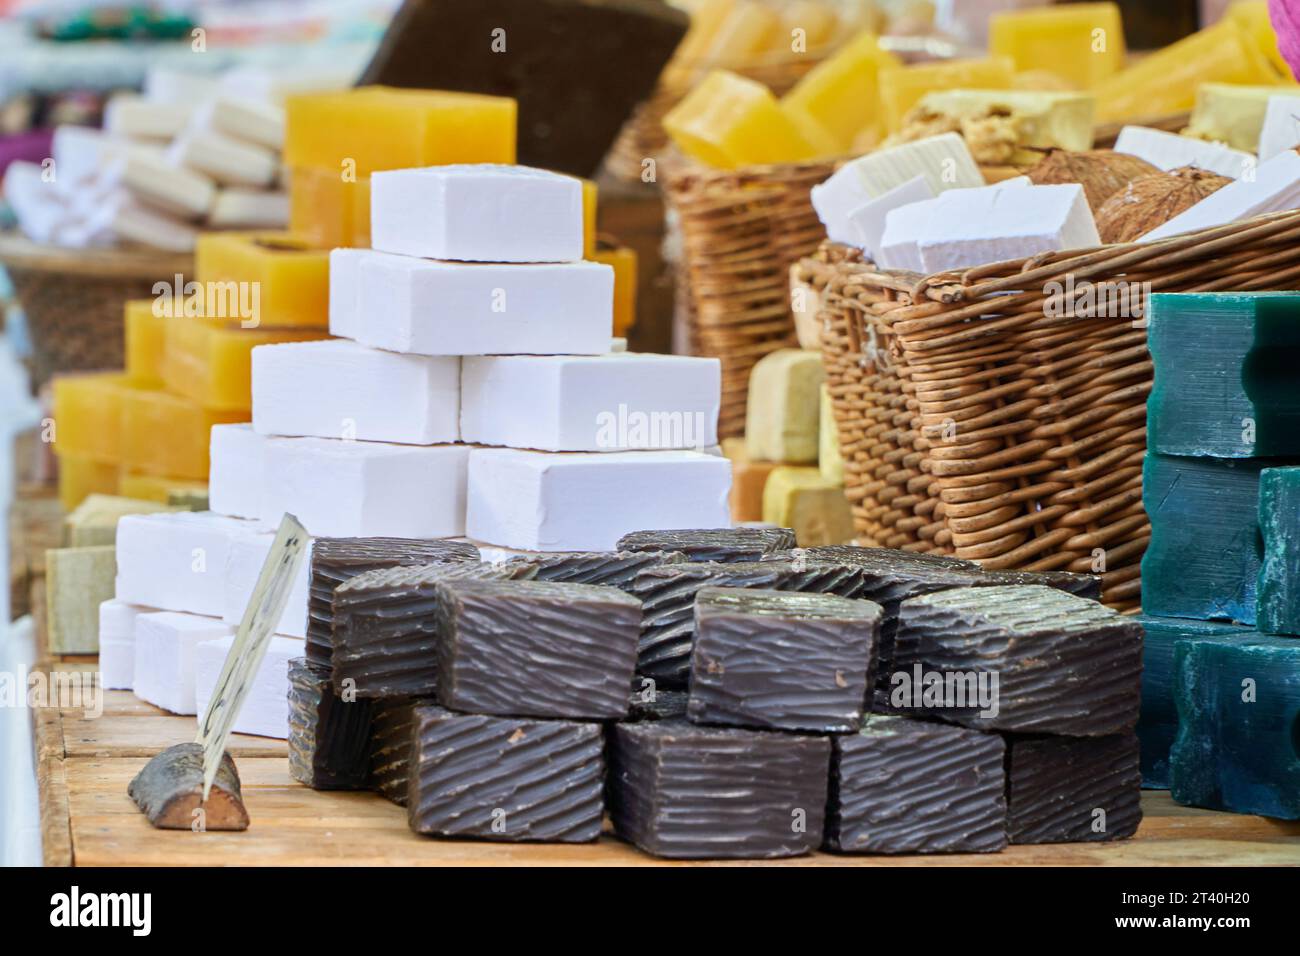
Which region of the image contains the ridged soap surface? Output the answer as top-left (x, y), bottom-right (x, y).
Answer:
top-left (503, 549), bottom-right (683, 589)
top-left (827, 716), bottom-right (1007, 854)
top-left (608, 720), bottom-right (830, 859)
top-left (287, 657), bottom-right (373, 790)
top-left (407, 705), bottom-right (604, 842)
top-left (1008, 734), bottom-right (1142, 844)
top-left (617, 527), bottom-right (795, 562)
top-left (368, 698), bottom-right (423, 806)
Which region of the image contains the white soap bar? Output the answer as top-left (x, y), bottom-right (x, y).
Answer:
top-left (101, 196), bottom-right (199, 252)
top-left (917, 182), bottom-right (1098, 273)
top-left (811, 164), bottom-right (873, 245)
top-left (370, 164), bottom-right (584, 262)
top-left (133, 611), bottom-right (234, 715)
top-left (1258, 95), bottom-right (1300, 162)
top-left (51, 126), bottom-right (124, 189)
top-left (205, 96), bottom-right (286, 151)
top-left (2, 160), bottom-right (67, 244)
top-left (144, 67), bottom-right (220, 105)
top-left (116, 512), bottom-right (262, 617)
top-left (878, 197), bottom-right (940, 272)
top-left (103, 94), bottom-right (191, 141)
top-left (194, 634), bottom-right (300, 739)
top-left (208, 188), bottom-right (289, 228)
top-left (846, 175), bottom-right (935, 260)
top-left (105, 146), bottom-right (215, 219)
top-left (466, 448), bottom-right (732, 551)
top-left (352, 250), bottom-right (612, 356)
top-left (99, 599), bottom-right (154, 690)
top-left (220, 531), bottom-right (311, 637)
top-left (327, 248), bottom-right (366, 340)
top-left (252, 339), bottom-right (461, 444)
top-left (219, 62), bottom-right (361, 104)
top-left (209, 424), bottom-right (268, 520)
top-left (461, 352), bottom-right (720, 452)
top-left (1142, 150), bottom-right (1300, 241)
top-left (166, 128), bottom-right (278, 188)
top-left (1114, 126), bottom-right (1255, 180)
top-left (260, 437), bottom-right (471, 538)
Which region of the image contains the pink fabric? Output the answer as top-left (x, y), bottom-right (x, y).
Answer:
top-left (1272, 0), bottom-right (1300, 80)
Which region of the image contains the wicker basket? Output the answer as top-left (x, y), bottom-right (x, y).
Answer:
top-left (0, 233), bottom-right (193, 388)
top-left (666, 158), bottom-right (835, 438)
top-left (799, 209), bottom-right (1300, 610)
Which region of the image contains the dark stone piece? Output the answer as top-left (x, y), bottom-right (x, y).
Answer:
top-left (368, 697), bottom-right (424, 806)
top-left (307, 537), bottom-right (478, 666)
top-left (127, 742), bottom-right (249, 831)
top-left (407, 705), bottom-right (605, 842)
top-left (286, 657), bottom-right (374, 790)
top-left (617, 527), bottom-right (796, 563)
top-left (891, 585), bottom-right (1143, 735)
top-left (1007, 733), bottom-right (1142, 844)
top-left (435, 578), bottom-right (641, 719)
top-left (607, 720), bottom-right (830, 859)
top-left (687, 587), bottom-right (882, 732)
top-left (826, 716), bottom-right (1007, 854)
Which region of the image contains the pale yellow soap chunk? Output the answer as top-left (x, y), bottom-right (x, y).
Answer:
top-left (63, 494), bottom-right (179, 548)
top-left (45, 545), bottom-right (116, 655)
top-left (910, 89), bottom-right (1096, 161)
top-left (1185, 83), bottom-right (1300, 152)
top-left (819, 384), bottom-right (843, 485)
top-left (744, 348), bottom-right (825, 464)
top-left (762, 466), bottom-right (854, 547)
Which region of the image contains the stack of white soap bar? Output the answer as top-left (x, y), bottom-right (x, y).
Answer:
top-left (208, 424), bottom-right (267, 521)
top-left (98, 599), bottom-right (154, 691)
top-left (133, 611), bottom-right (234, 715)
top-left (221, 531), bottom-right (311, 638)
top-left (194, 634), bottom-right (300, 738)
top-left (1142, 150), bottom-right (1300, 242)
top-left (1114, 126), bottom-right (1256, 180)
top-left (1257, 95), bottom-right (1300, 162)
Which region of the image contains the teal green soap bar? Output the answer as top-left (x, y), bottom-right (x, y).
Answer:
top-left (1257, 467), bottom-right (1300, 636)
top-left (1170, 633), bottom-right (1300, 819)
top-left (1148, 292), bottom-right (1300, 458)
top-left (1141, 453), bottom-right (1264, 625)
top-left (1133, 614), bottom-right (1253, 790)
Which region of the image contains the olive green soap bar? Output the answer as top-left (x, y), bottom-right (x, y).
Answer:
top-left (1257, 467), bottom-right (1300, 635)
top-left (1147, 292), bottom-right (1300, 458)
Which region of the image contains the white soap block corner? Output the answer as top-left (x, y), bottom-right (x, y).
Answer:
top-left (878, 197), bottom-right (939, 272)
top-left (99, 599), bottom-right (153, 691)
top-left (194, 634), bottom-right (300, 739)
top-left (116, 512), bottom-right (262, 617)
top-left (811, 164), bottom-right (873, 245)
top-left (1258, 95), bottom-right (1300, 162)
top-left (327, 247), bottom-right (367, 340)
top-left (370, 164), bottom-right (584, 262)
top-left (1114, 125), bottom-right (1256, 180)
top-left (209, 423), bottom-right (268, 520)
top-left (466, 448), bottom-right (732, 552)
top-left (221, 530), bottom-right (311, 637)
top-left (846, 175), bottom-right (935, 260)
top-left (132, 611), bottom-right (234, 715)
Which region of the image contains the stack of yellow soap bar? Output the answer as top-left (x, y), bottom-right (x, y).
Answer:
top-left (51, 372), bottom-right (129, 509)
top-left (878, 57), bottom-right (1016, 133)
top-left (780, 32), bottom-right (900, 154)
top-left (989, 2), bottom-right (1125, 90)
top-left (120, 388), bottom-right (244, 480)
top-left (591, 245), bottom-right (638, 337)
top-left (195, 232), bottom-right (331, 329)
top-left (119, 472), bottom-right (210, 505)
top-left (124, 300), bottom-right (165, 388)
top-left (289, 166), bottom-right (371, 250)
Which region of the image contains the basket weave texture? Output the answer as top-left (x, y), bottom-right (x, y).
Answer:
top-left (799, 209), bottom-right (1300, 611)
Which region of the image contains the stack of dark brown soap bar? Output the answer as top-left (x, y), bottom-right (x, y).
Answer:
top-left (618, 527), bottom-right (795, 563)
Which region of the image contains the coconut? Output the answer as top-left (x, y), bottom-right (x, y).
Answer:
top-left (1096, 166), bottom-right (1232, 244)
top-left (1025, 148), bottom-right (1162, 213)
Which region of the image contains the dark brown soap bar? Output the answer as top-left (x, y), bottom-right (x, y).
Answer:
top-left (306, 537), bottom-right (479, 666)
top-left (287, 657), bottom-right (374, 790)
top-left (1007, 733), bottom-right (1142, 844)
top-left (435, 578), bottom-right (641, 719)
top-left (629, 558), bottom-right (866, 688)
top-left (361, 0), bottom-right (689, 177)
top-left (607, 720), bottom-right (831, 859)
top-left (892, 585), bottom-right (1143, 735)
top-left (687, 587), bottom-right (882, 733)
top-left (332, 561), bottom-right (531, 699)
top-left (368, 697), bottom-right (424, 806)
top-left (625, 686), bottom-right (690, 722)
top-left (826, 716), bottom-right (1007, 854)
top-left (504, 549), bottom-right (683, 590)
top-left (617, 527), bottom-right (796, 563)
top-left (978, 568), bottom-right (1104, 601)
top-left (407, 705), bottom-right (604, 842)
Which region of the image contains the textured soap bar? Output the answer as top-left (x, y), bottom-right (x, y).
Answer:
top-left (504, 550), bottom-right (682, 590)
top-left (687, 587), bottom-right (881, 733)
top-left (460, 353), bottom-right (720, 452)
top-left (616, 527), bottom-right (794, 563)
top-left (65, 494), bottom-right (176, 548)
top-left (1258, 467), bottom-right (1300, 635)
top-left (976, 568), bottom-right (1104, 601)
top-left (762, 466), bottom-right (855, 547)
top-left (1171, 633), bottom-right (1300, 819)
top-left (120, 387), bottom-right (245, 480)
top-left (195, 232), bottom-right (329, 330)
top-left (435, 578), bottom-right (640, 719)
top-left (1133, 615), bottom-right (1251, 790)
top-left (132, 611), bottom-right (234, 716)
top-left (744, 349), bottom-right (824, 464)
top-left (1141, 453), bottom-right (1265, 625)
top-left (826, 716), bottom-right (1007, 854)
top-left (287, 657), bottom-right (374, 790)
top-left (368, 697), bottom-right (423, 806)
top-left (208, 424), bottom-right (266, 521)
top-left (878, 57), bottom-right (1015, 132)
top-left (307, 536), bottom-right (479, 666)
top-left (608, 720), bottom-right (830, 859)
top-left (194, 634), bottom-right (300, 739)
top-left (331, 561), bottom-right (524, 697)
top-left (46, 546), bottom-right (116, 655)
top-left (626, 687), bottom-right (690, 722)
top-left (407, 705), bottom-right (604, 842)
top-left (989, 3), bottom-right (1125, 89)
top-left (894, 585), bottom-right (1143, 735)
top-left (1007, 734), bottom-right (1142, 844)
top-left (1148, 293), bottom-right (1300, 458)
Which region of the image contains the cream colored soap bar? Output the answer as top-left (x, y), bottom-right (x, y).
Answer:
top-left (761, 466), bottom-right (854, 548)
top-left (64, 494), bottom-right (179, 547)
top-left (1186, 83), bottom-right (1300, 153)
top-left (819, 384), bottom-right (844, 485)
top-left (744, 348), bottom-right (825, 464)
top-left (46, 545), bottom-right (117, 654)
top-left (913, 89), bottom-right (1096, 156)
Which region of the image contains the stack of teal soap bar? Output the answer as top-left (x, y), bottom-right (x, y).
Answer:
top-left (1140, 453), bottom-right (1265, 624)
top-left (1170, 633), bottom-right (1300, 819)
top-left (1133, 615), bottom-right (1252, 790)
top-left (1257, 467), bottom-right (1300, 635)
top-left (1148, 292), bottom-right (1300, 458)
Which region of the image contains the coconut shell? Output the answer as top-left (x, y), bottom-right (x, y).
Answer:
top-left (1025, 148), bottom-right (1162, 213)
top-left (1096, 166), bottom-right (1232, 244)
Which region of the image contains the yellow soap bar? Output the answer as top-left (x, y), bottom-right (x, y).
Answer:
top-left (121, 388), bottom-right (245, 480)
top-left (52, 371), bottom-right (128, 463)
top-left (284, 86), bottom-right (517, 177)
top-left (119, 472), bottom-right (210, 505)
top-left (878, 57), bottom-right (1015, 132)
top-left (989, 2), bottom-right (1125, 90)
top-left (1228, 0), bottom-right (1291, 81)
top-left (744, 348), bottom-right (824, 464)
top-left (350, 176), bottom-right (372, 248)
top-left (591, 246), bottom-right (638, 337)
top-left (57, 454), bottom-right (119, 512)
top-left (819, 384), bottom-right (843, 485)
top-left (124, 300), bottom-right (165, 387)
top-left (1095, 19), bottom-right (1281, 122)
top-left (582, 179), bottom-right (598, 258)
top-left (195, 232), bottom-right (330, 329)
top-left (701, 0), bottom-right (782, 66)
top-left (781, 0), bottom-right (839, 50)
top-left (762, 465), bottom-right (854, 547)
top-left (289, 166), bottom-right (367, 250)
top-left (781, 32), bottom-right (900, 153)
top-left (722, 436), bottom-right (778, 524)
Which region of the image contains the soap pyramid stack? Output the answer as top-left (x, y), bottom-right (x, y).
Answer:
top-left (1138, 291), bottom-right (1300, 820)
